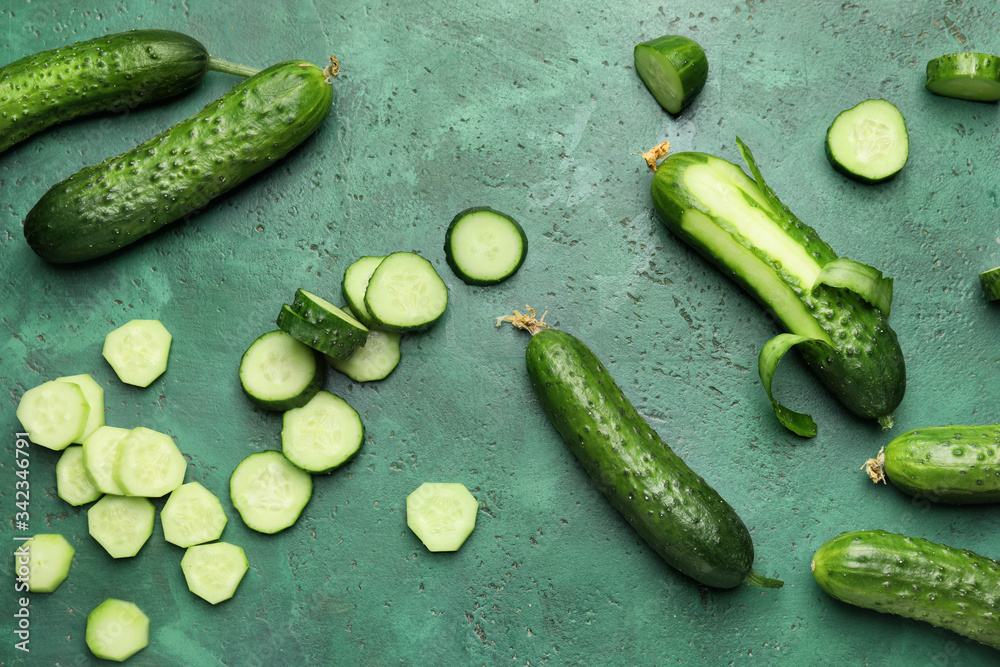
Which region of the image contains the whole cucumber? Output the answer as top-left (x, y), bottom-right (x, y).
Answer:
top-left (524, 326), bottom-right (780, 589)
top-left (23, 59), bottom-right (335, 263)
top-left (1, 30), bottom-right (218, 153)
top-left (813, 530), bottom-right (1000, 649)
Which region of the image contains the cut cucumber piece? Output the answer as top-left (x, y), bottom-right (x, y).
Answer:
top-left (444, 207), bottom-right (528, 286)
top-left (88, 495), bottom-right (156, 558)
top-left (82, 426), bottom-right (131, 496)
top-left (281, 391), bottom-right (364, 473)
top-left (276, 304), bottom-right (365, 360)
top-left (341, 255), bottom-right (385, 328)
top-left (16, 380), bottom-right (90, 451)
top-left (406, 482), bottom-right (478, 552)
top-left (292, 288), bottom-right (370, 347)
top-left (980, 267), bottom-right (1000, 301)
top-left (56, 446), bottom-right (102, 506)
top-left (230, 451), bottom-right (313, 534)
top-left (326, 327), bottom-right (402, 382)
top-left (103, 319), bottom-right (172, 387)
top-left (926, 52), bottom-right (1000, 102)
top-left (86, 599), bottom-right (149, 662)
top-left (633, 34), bottom-right (709, 114)
top-left (825, 99), bottom-right (908, 183)
top-left (239, 330), bottom-right (325, 411)
top-left (113, 427), bottom-right (187, 498)
top-left (14, 534), bottom-right (75, 593)
top-left (161, 482), bottom-right (228, 548)
top-left (180, 542), bottom-right (249, 604)
top-left (364, 251), bottom-right (449, 332)
top-left (55, 373), bottom-right (105, 442)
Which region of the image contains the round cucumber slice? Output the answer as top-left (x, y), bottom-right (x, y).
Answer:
top-left (15, 534), bottom-right (75, 593)
top-left (55, 373), bottom-right (105, 442)
top-left (326, 327), bottom-right (402, 382)
top-left (406, 482), bottom-right (479, 552)
top-left (56, 446), bottom-right (102, 506)
top-left (82, 426), bottom-right (131, 496)
top-left (239, 330), bottom-right (325, 411)
top-left (444, 207), bottom-right (528, 286)
top-left (86, 599), bottom-right (149, 662)
top-left (281, 391), bottom-right (364, 473)
top-left (230, 451), bottom-right (312, 534)
top-left (926, 52), bottom-right (1000, 102)
top-left (16, 380), bottom-right (90, 451)
top-left (113, 427), bottom-right (187, 498)
top-left (180, 542), bottom-right (249, 604)
top-left (825, 99), bottom-right (909, 183)
top-left (364, 251), bottom-right (449, 332)
top-left (161, 482), bottom-right (228, 548)
top-left (88, 495), bottom-right (155, 558)
top-left (341, 255), bottom-right (385, 328)
top-left (633, 34), bottom-right (708, 114)
top-left (102, 319), bottom-right (172, 387)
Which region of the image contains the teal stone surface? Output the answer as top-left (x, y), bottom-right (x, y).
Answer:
top-left (2, 1), bottom-right (1000, 665)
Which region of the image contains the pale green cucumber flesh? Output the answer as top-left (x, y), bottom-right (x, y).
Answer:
top-left (281, 391), bottom-right (364, 473)
top-left (406, 482), bottom-right (479, 552)
top-left (16, 380), bottom-right (90, 451)
top-left (56, 446), bottom-right (103, 506)
top-left (341, 256), bottom-right (386, 328)
top-left (239, 330), bottom-right (324, 411)
top-left (86, 599), bottom-right (150, 662)
top-left (825, 99), bottom-right (909, 183)
top-left (326, 328), bottom-right (402, 382)
top-left (15, 534), bottom-right (75, 593)
top-left (55, 374), bottom-right (105, 442)
top-left (87, 495), bottom-right (156, 558)
top-left (363, 252), bottom-right (449, 332)
top-left (102, 319), bottom-right (172, 387)
top-left (633, 35), bottom-right (708, 114)
top-left (444, 207), bottom-right (528, 285)
top-left (113, 427), bottom-right (187, 498)
top-left (229, 451), bottom-right (312, 534)
top-left (82, 426), bottom-right (131, 495)
top-left (181, 542), bottom-right (249, 604)
top-left (161, 482), bottom-right (229, 547)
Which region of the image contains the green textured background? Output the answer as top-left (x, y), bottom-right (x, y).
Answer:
top-left (2, 1), bottom-right (999, 664)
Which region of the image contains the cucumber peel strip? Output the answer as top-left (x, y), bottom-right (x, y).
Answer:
top-left (813, 257), bottom-right (894, 317)
top-left (758, 333), bottom-right (823, 438)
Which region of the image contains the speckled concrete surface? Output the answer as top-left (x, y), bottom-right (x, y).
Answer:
top-left (2, 1), bottom-right (999, 665)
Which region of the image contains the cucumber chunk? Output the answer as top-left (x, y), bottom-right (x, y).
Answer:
top-left (825, 99), bottom-right (908, 183)
top-left (292, 288), bottom-right (370, 345)
top-left (113, 427), bottom-right (187, 498)
top-left (16, 380), bottom-right (90, 451)
top-left (633, 34), bottom-right (709, 114)
top-left (88, 495), bottom-right (156, 558)
top-left (980, 267), bottom-right (1000, 301)
top-left (56, 446), bottom-right (102, 506)
top-left (161, 482), bottom-right (228, 548)
top-left (444, 207), bottom-right (528, 286)
top-left (103, 319), bottom-right (172, 387)
top-left (239, 330), bottom-right (325, 411)
top-left (341, 255), bottom-right (385, 328)
top-left (55, 373), bottom-right (105, 442)
top-left (14, 534), bottom-right (75, 593)
top-left (180, 542), bottom-right (249, 604)
top-left (86, 599), bottom-right (149, 662)
top-left (282, 391), bottom-right (364, 473)
top-left (326, 327), bottom-right (402, 382)
top-left (276, 304), bottom-right (365, 360)
top-left (926, 52), bottom-right (1000, 102)
top-left (364, 251), bottom-right (449, 332)
top-left (230, 451), bottom-right (312, 534)
top-left (82, 426), bottom-right (131, 496)
top-left (406, 482), bottom-right (478, 552)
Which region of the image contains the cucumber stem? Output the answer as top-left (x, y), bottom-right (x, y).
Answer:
top-left (861, 447), bottom-right (886, 484)
top-left (641, 141), bottom-right (671, 172)
top-left (878, 413), bottom-right (895, 430)
top-left (323, 55), bottom-right (340, 82)
top-left (206, 56), bottom-right (262, 78)
top-left (496, 306), bottom-right (550, 335)
top-left (743, 569), bottom-right (784, 589)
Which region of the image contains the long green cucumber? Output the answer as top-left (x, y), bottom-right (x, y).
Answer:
top-left (813, 530), bottom-right (1000, 649)
top-left (648, 137), bottom-right (906, 436)
top-left (23, 58), bottom-right (336, 263)
top-left (863, 424), bottom-right (1000, 504)
top-left (0, 29), bottom-right (258, 154)
top-left (504, 311), bottom-right (781, 589)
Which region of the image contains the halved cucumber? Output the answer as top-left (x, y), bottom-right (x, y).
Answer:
top-left (239, 330), bottom-right (325, 411)
top-left (926, 52), bottom-right (1000, 102)
top-left (82, 426), bottom-right (131, 496)
top-left (326, 327), bottom-right (402, 382)
top-left (281, 391), bottom-right (363, 474)
top-left (55, 373), bottom-right (105, 442)
top-left (56, 446), bottom-right (102, 506)
top-left (406, 482), bottom-right (478, 552)
top-left (980, 267), bottom-right (1000, 301)
top-left (444, 207), bottom-right (528, 286)
top-left (633, 34), bottom-right (709, 114)
top-left (102, 319), bottom-right (172, 387)
top-left (160, 482), bottom-right (228, 548)
top-left (364, 251), bottom-right (449, 332)
top-left (341, 255), bottom-right (385, 328)
top-left (14, 534), bottom-right (75, 593)
top-left (86, 599), bottom-right (149, 662)
top-left (16, 380), bottom-right (90, 451)
top-left (180, 542), bottom-right (249, 604)
top-left (825, 99), bottom-right (909, 183)
top-left (113, 427), bottom-right (187, 498)
top-left (87, 495), bottom-right (156, 558)
top-left (276, 304), bottom-right (365, 360)
top-left (230, 451), bottom-right (312, 534)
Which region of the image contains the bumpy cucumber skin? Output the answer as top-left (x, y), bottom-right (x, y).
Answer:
top-left (926, 53), bottom-right (1000, 102)
top-left (634, 35), bottom-right (708, 114)
top-left (812, 530), bottom-right (1000, 649)
top-left (526, 328), bottom-right (755, 589)
top-left (24, 60), bottom-right (333, 263)
top-left (1, 30), bottom-right (209, 153)
top-left (980, 267), bottom-right (1000, 301)
top-left (651, 151), bottom-right (906, 422)
top-left (883, 425), bottom-right (1000, 504)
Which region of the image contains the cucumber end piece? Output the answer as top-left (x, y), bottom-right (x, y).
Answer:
top-left (743, 569), bottom-right (784, 589)
top-left (633, 35), bottom-right (708, 115)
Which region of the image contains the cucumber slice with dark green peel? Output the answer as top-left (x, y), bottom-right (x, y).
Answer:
top-left (825, 99), bottom-right (909, 183)
top-left (364, 251), bottom-right (449, 332)
top-left (276, 304), bottom-right (365, 360)
top-left (406, 482), bottom-right (479, 552)
top-left (239, 330), bottom-right (324, 411)
top-left (56, 446), bottom-right (102, 506)
top-left (161, 482), bottom-right (228, 547)
top-left (926, 52), bottom-right (1000, 102)
top-left (181, 542), bottom-right (249, 604)
top-left (281, 391), bottom-right (364, 474)
top-left (326, 327), bottom-right (402, 382)
top-left (230, 451), bottom-right (312, 534)
top-left (55, 374), bottom-right (105, 443)
top-left (82, 426), bottom-right (130, 496)
top-left (633, 35), bottom-right (708, 114)
top-left (15, 534), bottom-right (75, 593)
top-left (444, 207), bottom-right (528, 285)
top-left (341, 256), bottom-right (385, 328)
top-left (86, 599), bottom-right (149, 662)
top-left (113, 427), bottom-right (187, 498)
top-left (979, 267), bottom-right (1000, 301)
top-left (16, 380), bottom-right (90, 451)
top-left (87, 495), bottom-right (156, 558)
top-left (293, 289), bottom-right (369, 335)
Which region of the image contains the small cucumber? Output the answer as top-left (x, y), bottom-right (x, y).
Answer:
top-left (825, 99), bottom-right (909, 183)
top-left (863, 424), bottom-right (1000, 504)
top-left (926, 52), bottom-right (1000, 102)
top-left (812, 530), bottom-right (1000, 649)
top-left (633, 35), bottom-right (708, 114)
top-left (23, 58), bottom-right (336, 263)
